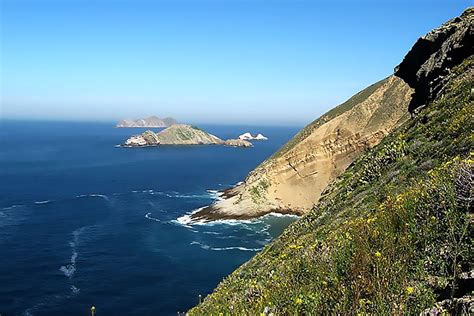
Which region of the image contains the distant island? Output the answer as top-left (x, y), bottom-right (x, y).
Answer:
top-left (123, 124), bottom-right (253, 147)
top-left (238, 132), bottom-right (268, 141)
top-left (116, 116), bottom-right (177, 128)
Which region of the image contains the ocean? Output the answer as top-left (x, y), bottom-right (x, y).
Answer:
top-left (0, 120), bottom-right (300, 315)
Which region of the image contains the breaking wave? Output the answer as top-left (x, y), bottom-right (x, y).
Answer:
top-left (59, 227), bottom-right (84, 279)
top-left (145, 212), bottom-right (161, 222)
top-left (75, 194), bottom-right (110, 202)
top-left (190, 241), bottom-right (262, 252)
top-left (34, 200), bottom-right (51, 205)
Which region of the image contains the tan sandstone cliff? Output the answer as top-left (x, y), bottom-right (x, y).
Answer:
top-left (191, 75), bottom-right (413, 221)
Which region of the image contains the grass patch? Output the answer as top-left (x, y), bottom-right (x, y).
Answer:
top-left (188, 57), bottom-right (473, 315)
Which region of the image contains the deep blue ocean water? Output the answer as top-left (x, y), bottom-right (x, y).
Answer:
top-left (0, 120), bottom-right (300, 316)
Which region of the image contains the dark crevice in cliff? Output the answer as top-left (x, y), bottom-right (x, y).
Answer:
top-left (287, 160), bottom-right (318, 179)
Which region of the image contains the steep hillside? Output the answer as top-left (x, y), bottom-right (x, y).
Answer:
top-left (189, 8), bottom-right (473, 315)
top-left (191, 75), bottom-right (412, 221)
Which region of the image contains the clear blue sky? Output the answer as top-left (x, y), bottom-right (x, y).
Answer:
top-left (0, 0), bottom-right (470, 125)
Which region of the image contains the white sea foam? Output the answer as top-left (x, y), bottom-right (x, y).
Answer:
top-left (175, 208), bottom-right (299, 228)
top-left (202, 231), bottom-right (221, 235)
top-left (89, 194), bottom-right (109, 200)
top-left (59, 227), bottom-right (84, 279)
top-left (190, 241), bottom-right (262, 252)
top-left (263, 212), bottom-right (301, 219)
top-left (75, 193), bottom-right (110, 201)
top-left (34, 200), bottom-right (51, 205)
top-left (207, 189), bottom-right (224, 201)
top-left (216, 235), bottom-right (240, 240)
top-left (167, 193), bottom-right (210, 199)
top-left (22, 228), bottom-right (86, 316)
top-left (145, 212), bottom-right (160, 222)
top-left (174, 209), bottom-right (261, 228)
top-left (22, 283), bottom-right (81, 315)
top-left (173, 207), bottom-right (205, 228)
top-left (70, 285), bottom-right (80, 295)
top-left (1, 204), bottom-right (25, 210)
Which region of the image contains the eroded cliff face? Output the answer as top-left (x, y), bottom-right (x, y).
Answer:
top-left (192, 75), bottom-right (413, 221)
top-left (189, 8), bottom-right (473, 314)
top-left (395, 7), bottom-right (473, 111)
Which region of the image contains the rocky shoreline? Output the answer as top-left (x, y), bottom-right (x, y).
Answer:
top-left (188, 185), bottom-right (304, 223)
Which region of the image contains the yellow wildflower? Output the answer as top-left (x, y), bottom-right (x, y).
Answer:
top-left (375, 251), bottom-right (382, 258)
top-left (295, 297), bottom-right (303, 305)
top-left (406, 286), bottom-right (414, 295)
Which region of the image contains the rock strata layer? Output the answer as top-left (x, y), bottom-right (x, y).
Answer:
top-left (191, 75), bottom-right (413, 222)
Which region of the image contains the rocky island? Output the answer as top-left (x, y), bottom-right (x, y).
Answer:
top-left (238, 132), bottom-right (268, 141)
top-left (116, 116), bottom-right (177, 128)
top-left (123, 124), bottom-right (253, 147)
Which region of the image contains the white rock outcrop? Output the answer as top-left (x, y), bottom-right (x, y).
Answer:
top-left (238, 132), bottom-right (268, 141)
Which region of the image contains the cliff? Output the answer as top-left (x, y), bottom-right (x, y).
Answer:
top-left (123, 124), bottom-right (252, 147)
top-left (191, 75), bottom-right (412, 221)
top-left (189, 8), bottom-right (473, 314)
top-left (395, 7), bottom-right (473, 112)
top-left (116, 116), bottom-right (177, 128)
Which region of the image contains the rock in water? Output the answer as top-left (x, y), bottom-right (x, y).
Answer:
top-left (254, 133), bottom-right (268, 140)
top-left (224, 139), bottom-right (253, 147)
top-left (238, 132), bottom-right (268, 140)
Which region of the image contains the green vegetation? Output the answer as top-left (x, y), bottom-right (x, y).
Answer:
top-left (189, 57), bottom-right (473, 314)
top-left (142, 130), bottom-right (160, 144)
top-left (269, 77), bottom-right (389, 160)
top-left (249, 179), bottom-right (271, 204)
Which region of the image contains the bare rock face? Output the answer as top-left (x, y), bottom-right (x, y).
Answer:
top-left (151, 124), bottom-right (223, 145)
top-left (191, 75), bottom-right (413, 221)
top-left (395, 8), bottom-right (473, 112)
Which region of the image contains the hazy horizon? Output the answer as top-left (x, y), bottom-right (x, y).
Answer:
top-left (0, 0), bottom-right (470, 126)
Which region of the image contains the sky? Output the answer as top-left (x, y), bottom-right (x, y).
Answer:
top-left (0, 0), bottom-right (470, 125)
